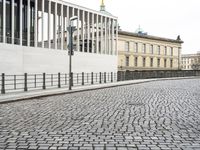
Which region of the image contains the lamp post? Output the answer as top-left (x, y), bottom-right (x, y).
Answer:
top-left (68, 16), bottom-right (78, 90)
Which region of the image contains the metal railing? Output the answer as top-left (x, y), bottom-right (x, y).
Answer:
top-left (0, 72), bottom-right (117, 94)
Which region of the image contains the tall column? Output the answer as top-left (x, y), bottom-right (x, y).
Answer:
top-left (54, 2), bottom-right (57, 49)
top-left (2, 0), bottom-right (6, 43)
top-left (63, 6), bottom-right (66, 50)
top-left (34, 0), bottom-right (38, 47)
top-left (92, 13), bottom-right (94, 53)
top-left (108, 18), bottom-right (111, 55)
top-left (81, 11), bottom-right (84, 52)
top-left (19, 0), bottom-right (22, 45)
top-left (96, 14), bottom-right (99, 54)
top-left (111, 19), bottom-right (114, 55)
top-left (100, 15), bottom-right (103, 54)
top-left (77, 9), bottom-right (80, 51)
top-left (61, 4), bottom-right (63, 50)
top-left (104, 17), bottom-right (107, 54)
top-left (87, 12), bottom-right (89, 53)
top-left (41, 0), bottom-right (44, 48)
top-left (27, 0), bottom-right (30, 46)
top-left (48, 0), bottom-right (51, 48)
top-left (11, 0), bottom-right (15, 44)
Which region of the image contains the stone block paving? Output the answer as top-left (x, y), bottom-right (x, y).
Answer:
top-left (0, 79), bottom-right (200, 150)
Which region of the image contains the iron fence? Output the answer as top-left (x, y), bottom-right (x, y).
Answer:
top-left (0, 72), bottom-right (117, 94)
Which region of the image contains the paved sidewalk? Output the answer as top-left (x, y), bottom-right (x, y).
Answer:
top-left (0, 76), bottom-right (199, 104)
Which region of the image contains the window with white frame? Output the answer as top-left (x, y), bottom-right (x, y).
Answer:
top-left (134, 57), bottom-right (138, 67)
top-left (133, 42), bottom-right (138, 53)
top-left (164, 59), bottom-right (167, 68)
top-left (150, 58), bottom-right (153, 67)
top-left (171, 47), bottom-right (173, 56)
top-left (126, 56), bottom-right (129, 66)
top-left (157, 46), bottom-right (160, 55)
top-left (165, 46), bottom-right (167, 55)
top-left (157, 58), bottom-right (160, 67)
top-left (143, 57), bottom-right (146, 67)
top-left (150, 45), bottom-right (153, 54)
top-left (142, 43), bottom-right (146, 53)
top-left (170, 59), bottom-right (173, 68)
top-left (125, 41), bottom-right (129, 52)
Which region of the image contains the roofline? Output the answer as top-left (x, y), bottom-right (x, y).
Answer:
top-left (119, 30), bottom-right (184, 44)
top-left (51, 0), bottom-right (118, 19)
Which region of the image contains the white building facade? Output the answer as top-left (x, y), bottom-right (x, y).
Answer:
top-left (0, 0), bottom-right (118, 74)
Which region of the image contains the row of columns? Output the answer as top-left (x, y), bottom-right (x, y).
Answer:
top-left (1, 0), bottom-right (118, 55)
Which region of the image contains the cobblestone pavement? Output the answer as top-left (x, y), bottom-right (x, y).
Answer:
top-left (1, 79), bottom-right (200, 150)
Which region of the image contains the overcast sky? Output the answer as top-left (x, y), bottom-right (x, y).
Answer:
top-left (66, 0), bottom-right (200, 54)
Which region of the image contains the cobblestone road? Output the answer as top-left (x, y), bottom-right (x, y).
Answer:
top-left (1, 79), bottom-right (200, 150)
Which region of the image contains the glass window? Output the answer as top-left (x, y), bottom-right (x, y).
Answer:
top-left (143, 57), bottom-right (146, 67)
top-left (165, 46), bottom-right (167, 55)
top-left (171, 47), bottom-right (173, 56)
top-left (150, 45), bottom-right (153, 54)
top-left (164, 59), bottom-right (167, 68)
top-left (142, 43), bottom-right (146, 53)
top-left (157, 58), bottom-right (160, 67)
top-left (134, 57), bottom-right (138, 67)
top-left (170, 59), bottom-right (173, 68)
top-left (126, 56), bottom-right (129, 66)
top-left (150, 58), bottom-right (153, 67)
top-left (157, 45), bottom-right (160, 55)
top-left (125, 41), bottom-right (129, 52)
top-left (133, 42), bottom-right (138, 53)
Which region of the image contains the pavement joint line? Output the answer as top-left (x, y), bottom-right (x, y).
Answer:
top-left (0, 76), bottom-right (199, 104)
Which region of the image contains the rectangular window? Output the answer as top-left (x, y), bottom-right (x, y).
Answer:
top-left (135, 43), bottom-right (138, 53)
top-left (157, 46), bottom-right (160, 55)
top-left (157, 58), bottom-right (160, 67)
top-left (126, 56), bottom-right (129, 66)
top-left (142, 43), bottom-right (146, 53)
top-left (165, 46), bottom-right (167, 55)
top-left (164, 59), bottom-right (167, 68)
top-left (170, 59), bottom-right (173, 68)
top-left (150, 45), bottom-right (153, 54)
top-left (150, 58), bottom-right (153, 67)
top-left (143, 57), bottom-right (146, 67)
top-left (134, 42), bottom-right (138, 53)
top-left (125, 41), bottom-right (129, 52)
top-left (134, 57), bottom-right (138, 67)
top-left (171, 47), bottom-right (173, 56)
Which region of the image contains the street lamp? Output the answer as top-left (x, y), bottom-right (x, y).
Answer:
top-left (68, 16), bottom-right (78, 90)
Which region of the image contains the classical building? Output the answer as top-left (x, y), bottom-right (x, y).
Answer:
top-left (0, 0), bottom-right (118, 74)
top-left (181, 52), bottom-right (200, 70)
top-left (118, 29), bottom-right (183, 71)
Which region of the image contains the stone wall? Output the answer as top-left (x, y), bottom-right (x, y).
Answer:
top-left (117, 70), bottom-right (200, 81)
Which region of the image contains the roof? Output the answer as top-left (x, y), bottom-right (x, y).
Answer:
top-left (119, 30), bottom-right (184, 44)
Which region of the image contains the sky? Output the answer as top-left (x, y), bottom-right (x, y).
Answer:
top-left (65, 0), bottom-right (200, 54)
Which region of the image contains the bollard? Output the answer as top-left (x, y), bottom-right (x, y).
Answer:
top-left (71, 72), bottom-right (73, 86)
top-left (1, 73), bottom-right (5, 94)
top-left (43, 73), bottom-right (46, 89)
top-left (58, 72), bottom-right (61, 88)
top-left (91, 72), bottom-right (94, 84)
top-left (82, 72), bottom-right (84, 85)
top-left (24, 73), bottom-right (28, 91)
top-left (111, 72), bottom-right (113, 82)
top-left (104, 72), bottom-right (106, 83)
top-left (99, 72), bottom-right (102, 84)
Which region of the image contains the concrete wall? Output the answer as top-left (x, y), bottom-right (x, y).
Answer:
top-left (0, 43), bottom-right (117, 74)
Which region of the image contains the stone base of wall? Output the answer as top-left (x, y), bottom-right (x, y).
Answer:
top-left (118, 70), bottom-right (200, 81)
